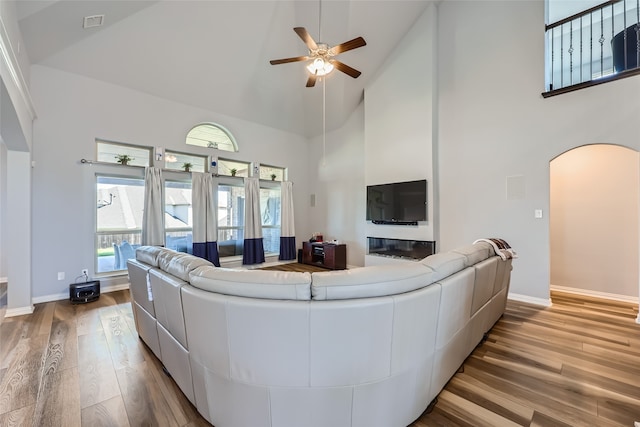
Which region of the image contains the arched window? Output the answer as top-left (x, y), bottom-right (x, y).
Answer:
top-left (185, 123), bottom-right (238, 152)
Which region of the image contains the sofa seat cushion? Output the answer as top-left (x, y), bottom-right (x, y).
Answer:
top-left (136, 246), bottom-right (168, 267)
top-left (420, 252), bottom-right (466, 281)
top-left (311, 263), bottom-right (435, 300)
top-left (158, 251), bottom-right (214, 282)
top-left (189, 266), bottom-right (312, 300)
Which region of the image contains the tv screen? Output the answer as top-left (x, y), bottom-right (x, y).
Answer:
top-left (366, 179), bottom-right (427, 224)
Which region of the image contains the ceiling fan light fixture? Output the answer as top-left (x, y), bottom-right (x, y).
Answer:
top-left (306, 57), bottom-right (334, 76)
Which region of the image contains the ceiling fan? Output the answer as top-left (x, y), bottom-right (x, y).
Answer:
top-left (269, 27), bottom-right (366, 87)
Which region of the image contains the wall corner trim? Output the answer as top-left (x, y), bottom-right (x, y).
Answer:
top-left (550, 284), bottom-right (639, 304)
top-left (507, 293), bottom-right (552, 307)
top-left (31, 283), bottom-right (130, 305)
top-left (4, 305), bottom-right (34, 317)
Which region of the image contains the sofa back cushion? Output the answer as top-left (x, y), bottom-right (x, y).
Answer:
top-left (158, 251), bottom-right (214, 282)
top-left (420, 252), bottom-right (466, 282)
top-left (451, 242), bottom-right (492, 267)
top-left (189, 266), bottom-right (312, 300)
top-left (311, 263), bottom-right (436, 300)
top-left (136, 246), bottom-right (168, 267)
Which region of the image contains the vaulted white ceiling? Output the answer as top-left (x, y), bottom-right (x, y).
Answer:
top-left (17, 0), bottom-right (432, 138)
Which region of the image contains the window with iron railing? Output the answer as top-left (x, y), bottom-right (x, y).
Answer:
top-left (544, 0), bottom-right (640, 97)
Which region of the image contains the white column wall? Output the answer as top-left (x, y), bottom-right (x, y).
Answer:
top-left (6, 150), bottom-right (32, 314)
top-left (363, 3), bottom-right (437, 263)
top-left (0, 141), bottom-right (6, 282)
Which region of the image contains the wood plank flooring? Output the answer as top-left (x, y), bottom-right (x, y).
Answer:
top-left (414, 292), bottom-right (640, 427)
top-left (0, 289), bottom-right (638, 426)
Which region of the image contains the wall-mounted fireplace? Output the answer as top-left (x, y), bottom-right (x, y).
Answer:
top-left (367, 237), bottom-right (436, 261)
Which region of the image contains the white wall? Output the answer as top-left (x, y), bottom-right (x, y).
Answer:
top-left (0, 140), bottom-right (6, 281)
top-left (308, 102), bottom-right (366, 267)
top-left (362, 3), bottom-right (437, 258)
top-left (437, 1), bottom-right (640, 303)
top-left (550, 144), bottom-right (639, 298)
top-left (30, 65), bottom-right (311, 300)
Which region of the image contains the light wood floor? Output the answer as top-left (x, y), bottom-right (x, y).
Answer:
top-left (0, 289), bottom-right (638, 426)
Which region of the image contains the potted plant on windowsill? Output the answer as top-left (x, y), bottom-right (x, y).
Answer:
top-left (230, 168), bottom-right (237, 177)
top-left (115, 154), bottom-right (133, 165)
top-left (270, 173), bottom-right (277, 181)
top-left (182, 162), bottom-right (193, 172)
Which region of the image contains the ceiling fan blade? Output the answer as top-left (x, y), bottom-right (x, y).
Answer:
top-left (330, 60), bottom-right (362, 78)
top-left (306, 73), bottom-right (317, 88)
top-left (294, 27), bottom-right (318, 51)
top-left (270, 56), bottom-right (310, 65)
top-left (331, 36), bottom-right (366, 55)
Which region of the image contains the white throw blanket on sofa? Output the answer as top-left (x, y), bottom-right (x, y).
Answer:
top-left (474, 238), bottom-right (518, 261)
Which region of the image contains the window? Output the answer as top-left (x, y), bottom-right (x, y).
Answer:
top-left (186, 123), bottom-right (238, 152)
top-left (164, 150), bottom-right (207, 173)
top-left (218, 158), bottom-right (251, 177)
top-left (217, 184), bottom-right (245, 257)
top-left (259, 164), bottom-right (285, 182)
top-left (96, 140), bottom-right (151, 167)
top-left (96, 175), bottom-right (144, 273)
top-left (165, 180), bottom-right (193, 253)
top-left (216, 184), bottom-right (282, 257)
top-left (260, 186), bottom-right (281, 254)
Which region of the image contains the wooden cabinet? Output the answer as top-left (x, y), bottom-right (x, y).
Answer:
top-left (302, 242), bottom-right (347, 270)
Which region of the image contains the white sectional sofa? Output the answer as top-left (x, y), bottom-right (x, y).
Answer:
top-left (127, 241), bottom-right (512, 427)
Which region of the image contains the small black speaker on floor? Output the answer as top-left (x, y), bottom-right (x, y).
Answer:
top-left (69, 280), bottom-right (100, 304)
top-left (297, 248), bottom-right (303, 263)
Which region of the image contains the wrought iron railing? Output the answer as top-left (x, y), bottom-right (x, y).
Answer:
top-left (544, 0), bottom-right (640, 97)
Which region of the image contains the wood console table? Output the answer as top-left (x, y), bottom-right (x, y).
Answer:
top-left (302, 242), bottom-right (347, 270)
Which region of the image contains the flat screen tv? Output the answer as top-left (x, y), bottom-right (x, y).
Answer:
top-left (366, 179), bottom-right (427, 225)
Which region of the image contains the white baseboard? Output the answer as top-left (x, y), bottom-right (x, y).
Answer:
top-left (507, 292), bottom-right (552, 307)
top-left (550, 285), bottom-right (639, 304)
top-left (4, 305), bottom-right (34, 317)
top-left (31, 283), bottom-right (130, 305)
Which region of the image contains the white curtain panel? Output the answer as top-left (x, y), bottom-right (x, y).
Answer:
top-left (279, 181), bottom-right (296, 260)
top-left (243, 176), bottom-right (265, 264)
top-left (192, 172), bottom-right (220, 265)
top-left (141, 167), bottom-right (165, 246)
top-left (192, 172), bottom-right (217, 243)
top-left (281, 181), bottom-right (295, 236)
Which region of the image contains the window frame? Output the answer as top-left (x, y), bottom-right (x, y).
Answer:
top-left (164, 178), bottom-right (194, 254)
top-left (95, 173), bottom-right (145, 274)
top-left (217, 158), bottom-right (252, 178)
top-left (164, 149), bottom-right (208, 173)
top-left (259, 163), bottom-right (286, 182)
top-left (96, 139), bottom-right (152, 167)
top-left (185, 122), bottom-right (239, 152)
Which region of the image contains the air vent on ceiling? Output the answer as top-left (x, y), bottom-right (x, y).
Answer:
top-left (83, 15), bottom-right (105, 29)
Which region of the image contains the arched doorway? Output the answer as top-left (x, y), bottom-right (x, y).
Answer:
top-left (550, 144), bottom-right (640, 302)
